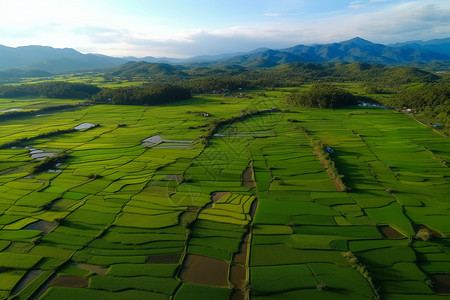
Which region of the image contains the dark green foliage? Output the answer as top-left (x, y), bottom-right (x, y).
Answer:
top-left (111, 61), bottom-right (187, 78)
top-left (342, 251), bottom-right (381, 299)
top-left (31, 152), bottom-right (70, 174)
top-left (292, 126), bottom-right (348, 191)
top-left (91, 84), bottom-right (191, 105)
top-left (386, 83), bottom-right (450, 128)
top-left (0, 81), bottom-right (100, 99)
top-left (180, 211), bottom-right (198, 229)
top-left (0, 69), bottom-right (52, 84)
top-left (102, 62), bottom-right (439, 93)
top-left (186, 76), bottom-right (250, 93)
top-left (286, 83), bottom-right (357, 108)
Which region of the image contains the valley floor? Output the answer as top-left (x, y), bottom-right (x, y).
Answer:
top-left (0, 90), bottom-right (449, 299)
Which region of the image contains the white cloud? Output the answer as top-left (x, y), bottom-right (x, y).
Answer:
top-left (0, 0), bottom-right (448, 57)
top-left (118, 1), bottom-right (450, 57)
top-left (350, 0), bottom-right (390, 9)
top-left (349, 1), bottom-right (366, 9)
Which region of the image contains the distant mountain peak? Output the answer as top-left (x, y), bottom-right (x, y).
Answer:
top-left (0, 36), bottom-right (449, 73)
top-left (248, 47), bottom-right (271, 54)
top-left (340, 37), bottom-right (374, 46)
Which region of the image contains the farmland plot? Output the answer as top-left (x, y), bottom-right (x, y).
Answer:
top-left (0, 92), bottom-right (448, 299)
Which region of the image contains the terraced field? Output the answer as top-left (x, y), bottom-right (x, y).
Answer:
top-left (0, 90), bottom-right (448, 299)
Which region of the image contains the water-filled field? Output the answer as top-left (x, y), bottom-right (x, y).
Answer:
top-left (0, 91), bottom-right (448, 299)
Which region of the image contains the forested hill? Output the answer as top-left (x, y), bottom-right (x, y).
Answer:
top-left (106, 61), bottom-right (439, 89)
top-left (0, 37), bottom-right (449, 74)
top-left (109, 61), bottom-right (188, 78)
top-left (220, 37), bottom-right (450, 68)
top-left (0, 69), bottom-right (52, 84)
top-left (0, 61), bottom-right (447, 131)
top-left (0, 62), bottom-right (442, 97)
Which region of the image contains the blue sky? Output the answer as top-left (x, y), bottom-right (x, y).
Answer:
top-left (0, 0), bottom-right (449, 57)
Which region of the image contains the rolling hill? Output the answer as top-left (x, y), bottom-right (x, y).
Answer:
top-left (219, 37), bottom-right (450, 67)
top-left (0, 37), bottom-right (449, 75)
top-left (0, 45), bottom-right (126, 73)
top-left (390, 37), bottom-right (450, 56)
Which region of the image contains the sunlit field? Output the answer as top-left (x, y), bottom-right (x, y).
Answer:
top-left (0, 89), bottom-right (448, 299)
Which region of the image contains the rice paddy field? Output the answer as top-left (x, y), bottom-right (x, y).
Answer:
top-left (0, 98), bottom-right (87, 115)
top-left (17, 74), bottom-right (146, 88)
top-left (0, 89), bottom-right (448, 299)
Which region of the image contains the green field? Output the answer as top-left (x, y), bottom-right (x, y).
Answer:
top-left (0, 88), bottom-right (449, 299)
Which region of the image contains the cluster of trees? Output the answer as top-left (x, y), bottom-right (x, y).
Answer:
top-left (286, 83), bottom-right (357, 108)
top-left (171, 63), bottom-right (438, 93)
top-left (0, 81), bottom-right (100, 99)
top-left (91, 84), bottom-right (191, 105)
top-left (103, 62), bottom-right (437, 92)
top-left (0, 69), bottom-right (52, 84)
top-left (31, 152), bottom-right (70, 174)
top-left (381, 83), bottom-right (450, 127)
top-left (0, 80), bottom-right (192, 107)
top-left (110, 61), bottom-right (188, 80)
top-left (185, 76), bottom-right (250, 93)
top-left (0, 62), bottom-right (447, 118)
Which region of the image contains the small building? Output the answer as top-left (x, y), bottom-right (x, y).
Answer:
top-left (326, 147), bottom-right (334, 154)
top-left (433, 124), bottom-right (444, 129)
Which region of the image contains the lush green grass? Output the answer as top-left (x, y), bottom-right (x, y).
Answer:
top-left (89, 275), bottom-right (180, 294)
top-left (40, 287), bottom-right (168, 300)
top-left (0, 88), bottom-right (448, 299)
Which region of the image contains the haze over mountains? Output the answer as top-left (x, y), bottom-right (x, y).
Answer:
top-left (0, 37), bottom-right (449, 74)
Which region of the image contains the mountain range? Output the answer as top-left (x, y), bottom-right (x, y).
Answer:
top-left (0, 37), bottom-right (449, 75)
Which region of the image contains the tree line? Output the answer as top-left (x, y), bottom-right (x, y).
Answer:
top-left (91, 84), bottom-right (191, 105)
top-left (285, 83), bottom-right (357, 108)
top-left (0, 81), bottom-right (100, 99)
top-left (0, 81), bottom-right (192, 106)
top-left (0, 62), bottom-right (447, 124)
top-left (382, 83), bottom-right (450, 128)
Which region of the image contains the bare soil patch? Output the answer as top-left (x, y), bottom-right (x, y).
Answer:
top-left (73, 262), bottom-right (109, 275)
top-left (49, 276), bottom-right (88, 288)
top-left (211, 192), bottom-right (229, 203)
top-left (146, 253), bottom-right (182, 264)
top-left (180, 254), bottom-right (228, 287)
top-left (432, 274), bottom-right (450, 294)
top-left (378, 225), bottom-right (404, 239)
top-left (230, 289), bottom-right (246, 300)
top-left (242, 166), bottom-right (256, 188)
top-left (24, 220), bottom-right (58, 235)
top-left (230, 265), bottom-right (246, 288)
top-left (250, 199), bottom-right (258, 219)
top-left (233, 233), bottom-right (249, 265)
